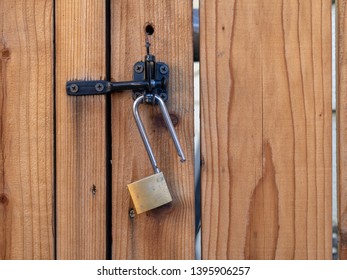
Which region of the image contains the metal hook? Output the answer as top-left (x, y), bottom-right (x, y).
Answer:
top-left (133, 94), bottom-right (186, 174)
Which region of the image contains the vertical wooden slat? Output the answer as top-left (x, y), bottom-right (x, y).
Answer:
top-left (338, 0), bottom-right (347, 260)
top-left (201, 0), bottom-right (332, 259)
top-left (55, 0), bottom-right (107, 259)
top-left (0, 0), bottom-right (53, 259)
top-left (111, 0), bottom-right (194, 259)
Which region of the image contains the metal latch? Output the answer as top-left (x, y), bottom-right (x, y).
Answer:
top-left (66, 41), bottom-right (169, 104)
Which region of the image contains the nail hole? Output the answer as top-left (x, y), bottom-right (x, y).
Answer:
top-left (145, 23), bottom-right (155, 35)
top-left (91, 184), bottom-right (97, 195)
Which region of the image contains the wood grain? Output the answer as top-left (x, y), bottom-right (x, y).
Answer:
top-left (338, 0), bottom-right (347, 260)
top-left (0, 0), bottom-right (53, 259)
top-left (111, 0), bottom-right (195, 259)
top-left (200, 0), bottom-right (332, 259)
top-left (55, 0), bottom-right (107, 259)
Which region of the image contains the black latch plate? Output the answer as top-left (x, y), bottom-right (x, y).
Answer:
top-left (66, 80), bottom-right (111, 96)
top-left (132, 61), bottom-right (169, 102)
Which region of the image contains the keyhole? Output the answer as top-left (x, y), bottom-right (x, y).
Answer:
top-left (145, 23), bottom-right (155, 36)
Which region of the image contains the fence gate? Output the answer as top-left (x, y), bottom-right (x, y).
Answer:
top-left (0, 0), bottom-right (342, 260)
top-left (201, 0), bottom-right (332, 259)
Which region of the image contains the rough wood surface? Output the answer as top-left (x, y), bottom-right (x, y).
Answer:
top-left (0, 0), bottom-right (53, 259)
top-left (200, 0), bottom-right (332, 259)
top-left (111, 0), bottom-right (195, 259)
top-left (55, 0), bottom-right (107, 259)
top-left (338, 0), bottom-right (347, 260)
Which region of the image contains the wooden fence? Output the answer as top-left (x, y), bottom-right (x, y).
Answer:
top-left (0, 0), bottom-right (342, 260)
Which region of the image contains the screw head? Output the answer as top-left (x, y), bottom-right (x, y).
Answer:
top-left (129, 208), bottom-right (136, 218)
top-left (70, 84), bottom-right (79, 93)
top-left (132, 91), bottom-right (142, 101)
top-left (159, 65), bottom-right (168, 74)
top-left (95, 82), bottom-right (104, 92)
top-left (134, 63), bottom-right (144, 73)
top-left (159, 92), bottom-right (168, 102)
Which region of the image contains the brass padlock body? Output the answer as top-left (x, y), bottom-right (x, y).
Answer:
top-left (127, 172), bottom-right (172, 214)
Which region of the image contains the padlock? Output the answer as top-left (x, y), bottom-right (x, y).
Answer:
top-left (127, 172), bottom-right (172, 214)
top-left (127, 94), bottom-right (186, 214)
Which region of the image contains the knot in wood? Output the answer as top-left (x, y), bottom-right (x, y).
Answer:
top-left (1, 48), bottom-right (11, 60)
top-left (0, 193), bottom-right (9, 206)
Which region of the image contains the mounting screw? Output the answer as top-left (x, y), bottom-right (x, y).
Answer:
top-left (134, 63), bottom-right (144, 73)
top-left (70, 84), bottom-right (79, 93)
top-left (159, 92), bottom-right (168, 102)
top-left (159, 65), bottom-right (168, 74)
top-left (95, 82), bottom-right (104, 92)
top-left (129, 208), bottom-right (136, 219)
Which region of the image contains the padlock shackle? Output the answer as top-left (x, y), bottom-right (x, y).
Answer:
top-left (155, 96), bottom-right (186, 162)
top-left (133, 95), bottom-right (186, 174)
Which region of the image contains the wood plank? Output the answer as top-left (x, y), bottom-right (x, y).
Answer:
top-left (111, 0), bottom-right (195, 259)
top-left (200, 0), bottom-right (332, 259)
top-left (338, 0), bottom-right (347, 260)
top-left (0, 0), bottom-right (53, 259)
top-left (55, 0), bottom-right (107, 259)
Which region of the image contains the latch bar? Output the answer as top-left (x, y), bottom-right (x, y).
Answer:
top-left (66, 80), bottom-right (163, 96)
